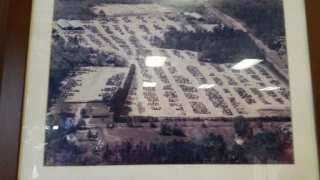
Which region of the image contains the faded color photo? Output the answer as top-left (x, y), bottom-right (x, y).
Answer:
top-left (45, 0), bottom-right (293, 166)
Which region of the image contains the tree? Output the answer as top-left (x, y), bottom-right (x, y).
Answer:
top-left (111, 64), bottom-right (135, 120)
top-left (201, 133), bottom-right (227, 163)
top-left (97, 51), bottom-right (107, 66)
top-left (104, 144), bottom-right (112, 159)
top-left (211, 0), bottom-right (285, 41)
top-left (98, 10), bottom-right (106, 17)
top-left (150, 122), bottom-right (157, 128)
top-left (230, 143), bottom-right (248, 164)
top-left (159, 28), bottom-right (263, 63)
top-left (172, 127), bottom-right (186, 137)
top-left (87, 129), bottom-right (93, 139)
top-left (47, 114), bottom-right (55, 126)
top-left (201, 38), bottom-right (212, 51)
top-left (159, 124), bottom-right (173, 136)
top-left (80, 108), bottom-right (87, 116)
top-left (114, 57), bottom-right (128, 67)
top-left (77, 118), bottom-right (86, 128)
top-left (233, 116), bottom-right (250, 136)
top-left (180, 36), bottom-right (193, 50)
top-left (252, 132), bottom-right (281, 163)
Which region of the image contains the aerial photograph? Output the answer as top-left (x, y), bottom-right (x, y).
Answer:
top-left (45, 0), bottom-right (293, 165)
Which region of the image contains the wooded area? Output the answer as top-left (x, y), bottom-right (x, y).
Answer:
top-left (48, 35), bottom-right (128, 107)
top-left (157, 27), bottom-right (263, 63)
top-left (44, 116), bottom-right (293, 165)
top-left (211, 0), bottom-right (285, 42)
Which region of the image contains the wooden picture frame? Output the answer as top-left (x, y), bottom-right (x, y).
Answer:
top-left (0, 0), bottom-right (319, 179)
top-left (306, 0), bottom-right (320, 169)
top-left (0, 0), bottom-right (33, 180)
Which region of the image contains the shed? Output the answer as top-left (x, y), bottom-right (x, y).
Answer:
top-left (68, 20), bottom-right (83, 30)
top-left (183, 12), bottom-right (192, 16)
top-left (198, 24), bottom-right (218, 32)
top-left (183, 12), bottom-right (205, 21)
top-left (56, 19), bottom-right (72, 30)
top-left (182, 25), bottom-right (196, 32)
top-left (190, 12), bottom-right (203, 20)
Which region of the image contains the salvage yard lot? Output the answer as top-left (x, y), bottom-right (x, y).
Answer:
top-left (53, 4), bottom-right (290, 118)
top-left (60, 67), bottom-right (129, 102)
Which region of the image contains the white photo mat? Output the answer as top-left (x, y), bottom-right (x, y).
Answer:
top-left (18, 0), bottom-right (319, 179)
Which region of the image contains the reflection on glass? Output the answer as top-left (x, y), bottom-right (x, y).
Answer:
top-left (145, 56), bottom-right (167, 67)
top-left (231, 59), bottom-right (263, 70)
top-left (142, 82), bottom-right (157, 87)
top-left (260, 87), bottom-right (281, 91)
top-left (198, 84), bottom-right (216, 89)
top-left (32, 165), bottom-right (39, 179)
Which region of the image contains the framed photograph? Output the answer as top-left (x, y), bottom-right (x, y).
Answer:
top-left (0, 0), bottom-right (319, 179)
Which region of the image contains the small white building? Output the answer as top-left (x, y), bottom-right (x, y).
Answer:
top-left (68, 20), bottom-right (84, 30)
top-left (56, 19), bottom-right (72, 30)
top-left (198, 24), bottom-right (218, 32)
top-left (183, 12), bottom-right (192, 16)
top-left (183, 12), bottom-right (205, 21)
top-left (190, 12), bottom-right (203, 20)
top-left (56, 19), bottom-right (83, 30)
top-left (182, 25), bottom-right (196, 32)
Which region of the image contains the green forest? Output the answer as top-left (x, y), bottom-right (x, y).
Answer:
top-left (48, 35), bottom-right (126, 107)
top-left (211, 0), bottom-right (285, 40)
top-left (48, 36), bottom-right (93, 106)
top-left (157, 27), bottom-right (263, 63)
top-left (44, 116), bottom-right (293, 165)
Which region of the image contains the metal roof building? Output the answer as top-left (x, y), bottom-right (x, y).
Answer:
top-left (56, 19), bottom-right (72, 30)
top-left (183, 12), bottom-right (204, 20)
top-left (183, 12), bottom-right (192, 16)
top-left (190, 12), bottom-right (203, 20)
top-left (182, 25), bottom-right (196, 32)
top-left (68, 20), bottom-right (83, 30)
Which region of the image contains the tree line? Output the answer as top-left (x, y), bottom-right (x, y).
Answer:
top-left (157, 26), bottom-right (263, 63)
top-left (48, 35), bottom-right (128, 108)
top-left (211, 0), bottom-right (286, 45)
top-left (108, 64), bottom-right (136, 121)
top-left (105, 117), bottom-right (292, 165)
top-left (48, 36), bottom-right (95, 108)
top-left (45, 115), bottom-right (293, 165)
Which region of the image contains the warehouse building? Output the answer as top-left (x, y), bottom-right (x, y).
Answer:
top-left (56, 19), bottom-right (83, 30)
top-left (183, 12), bottom-right (205, 21)
top-left (68, 20), bottom-right (84, 30)
top-left (56, 19), bottom-right (72, 30)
